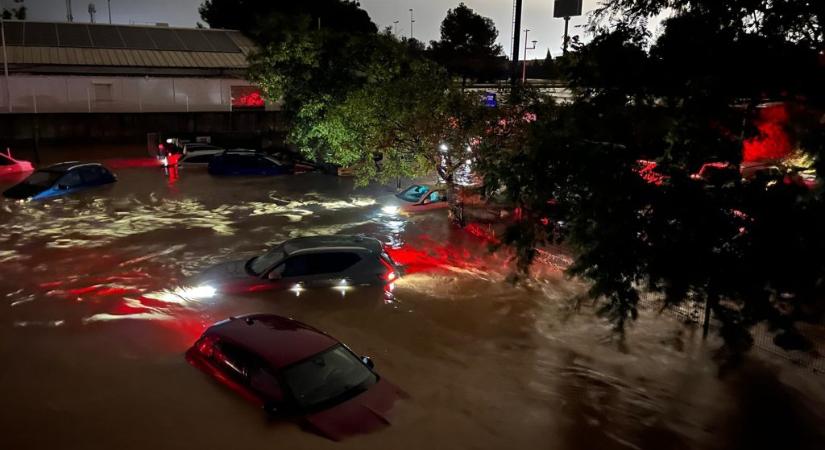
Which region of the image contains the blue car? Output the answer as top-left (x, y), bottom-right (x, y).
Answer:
top-left (207, 150), bottom-right (293, 176)
top-left (2, 162), bottom-right (117, 201)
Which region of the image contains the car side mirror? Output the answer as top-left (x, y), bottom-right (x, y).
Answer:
top-left (361, 356), bottom-right (375, 370)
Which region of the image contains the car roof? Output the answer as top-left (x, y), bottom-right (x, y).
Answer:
top-left (183, 149), bottom-right (223, 157)
top-left (206, 314), bottom-right (338, 369)
top-left (407, 184), bottom-right (438, 191)
top-left (283, 235), bottom-right (384, 255)
top-left (223, 148), bottom-right (259, 154)
top-left (43, 162), bottom-right (105, 172)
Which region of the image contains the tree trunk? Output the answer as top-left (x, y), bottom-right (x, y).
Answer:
top-left (446, 178), bottom-right (465, 228)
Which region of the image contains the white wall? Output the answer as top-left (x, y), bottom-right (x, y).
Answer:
top-left (0, 75), bottom-right (279, 113)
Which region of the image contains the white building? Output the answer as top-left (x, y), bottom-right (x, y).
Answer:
top-left (0, 20), bottom-right (275, 113)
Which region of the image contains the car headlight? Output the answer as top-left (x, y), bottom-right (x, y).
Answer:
top-left (189, 285), bottom-right (217, 299)
top-left (382, 205), bottom-right (400, 215)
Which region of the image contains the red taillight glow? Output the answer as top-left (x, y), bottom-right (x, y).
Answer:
top-left (378, 256), bottom-right (397, 282)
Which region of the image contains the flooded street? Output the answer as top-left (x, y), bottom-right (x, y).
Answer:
top-left (1, 163), bottom-right (824, 450)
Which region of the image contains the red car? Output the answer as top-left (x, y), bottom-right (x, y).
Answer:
top-left (186, 314), bottom-right (405, 440)
top-left (0, 151), bottom-right (34, 176)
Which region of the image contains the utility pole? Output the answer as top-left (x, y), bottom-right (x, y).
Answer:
top-left (1, 17), bottom-right (10, 113)
top-left (107, 0), bottom-right (112, 24)
top-left (409, 9), bottom-right (414, 40)
top-left (510, 0), bottom-right (523, 90)
top-left (522, 30), bottom-right (537, 84)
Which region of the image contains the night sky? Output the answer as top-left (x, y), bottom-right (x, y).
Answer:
top-left (10, 0), bottom-right (655, 58)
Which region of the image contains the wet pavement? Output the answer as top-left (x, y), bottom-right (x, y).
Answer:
top-left (1, 162), bottom-right (824, 450)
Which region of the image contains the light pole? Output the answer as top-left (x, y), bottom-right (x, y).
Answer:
top-left (1, 17), bottom-right (10, 113)
top-left (522, 29), bottom-right (537, 84)
top-left (107, 0), bottom-right (111, 24)
top-left (393, 20), bottom-right (399, 36)
top-left (409, 9), bottom-right (415, 40)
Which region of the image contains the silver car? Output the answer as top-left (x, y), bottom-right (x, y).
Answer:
top-left (197, 235), bottom-right (402, 293)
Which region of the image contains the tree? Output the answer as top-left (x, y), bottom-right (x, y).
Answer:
top-left (2, 0), bottom-right (26, 20)
top-left (198, 0), bottom-right (376, 39)
top-left (252, 27), bottom-right (492, 225)
top-left (477, 0), bottom-right (825, 353)
top-left (428, 3), bottom-right (505, 86)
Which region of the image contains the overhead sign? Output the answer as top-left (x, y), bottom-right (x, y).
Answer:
top-left (553, 0), bottom-right (583, 18)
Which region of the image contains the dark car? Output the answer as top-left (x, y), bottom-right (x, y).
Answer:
top-left (208, 150), bottom-right (293, 176)
top-left (2, 162), bottom-right (116, 201)
top-left (197, 235), bottom-right (402, 294)
top-left (186, 314), bottom-right (405, 440)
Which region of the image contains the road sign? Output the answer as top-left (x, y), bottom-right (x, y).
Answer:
top-left (554, 0), bottom-right (583, 18)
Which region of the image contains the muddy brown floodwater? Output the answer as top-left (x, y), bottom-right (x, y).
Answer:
top-left (1, 162), bottom-right (825, 450)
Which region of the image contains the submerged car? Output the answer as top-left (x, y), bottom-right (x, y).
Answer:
top-left (0, 151), bottom-right (34, 176)
top-left (186, 314), bottom-right (405, 440)
top-left (208, 149), bottom-right (292, 176)
top-left (382, 184), bottom-right (448, 215)
top-left (2, 162), bottom-right (116, 200)
top-left (198, 235), bottom-right (402, 294)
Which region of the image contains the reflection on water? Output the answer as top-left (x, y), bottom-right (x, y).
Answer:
top-left (1, 167), bottom-right (824, 450)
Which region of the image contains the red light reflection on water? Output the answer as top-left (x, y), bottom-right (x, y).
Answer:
top-left (105, 158), bottom-right (163, 169)
top-left (386, 230), bottom-right (503, 276)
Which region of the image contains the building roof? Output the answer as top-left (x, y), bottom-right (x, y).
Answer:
top-left (1, 21), bottom-right (256, 74)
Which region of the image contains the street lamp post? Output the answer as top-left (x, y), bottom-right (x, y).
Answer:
top-left (1, 17), bottom-right (10, 113)
top-left (393, 20), bottom-right (399, 36)
top-left (107, 0), bottom-right (112, 24)
top-left (409, 9), bottom-right (415, 40)
top-left (522, 29), bottom-right (537, 84)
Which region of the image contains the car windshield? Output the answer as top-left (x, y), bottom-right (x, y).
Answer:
top-left (397, 185), bottom-right (429, 203)
top-left (248, 246), bottom-right (285, 275)
top-left (282, 345), bottom-right (377, 411)
top-left (23, 170), bottom-right (62, 188)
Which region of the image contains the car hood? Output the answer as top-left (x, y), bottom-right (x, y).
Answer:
top-left (197, 260), bottom-right (250, 283)
top-left (2, 182), bottom-right (48, 200)
top-left (302, 378), bottom-right (405, 441)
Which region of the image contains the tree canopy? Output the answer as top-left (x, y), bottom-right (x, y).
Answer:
top-left (428, 3), bottom-right (505, 84)
top-left (477, 0), bottom-right (825, 352)
top-left (1, 0), bottom-right (26, 20)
